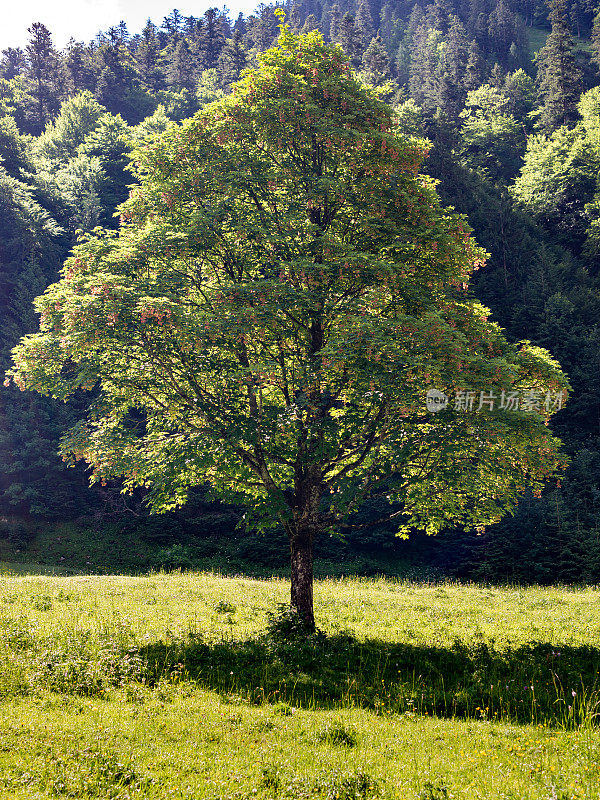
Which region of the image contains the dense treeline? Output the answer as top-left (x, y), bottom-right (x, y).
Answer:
top-left (1, 0), bottom-right (600, 581)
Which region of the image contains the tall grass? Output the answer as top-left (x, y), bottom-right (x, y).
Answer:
top-left (1, 573), bottom-right (600, 798)
top-left (1, 574), bottom-right (600, 725)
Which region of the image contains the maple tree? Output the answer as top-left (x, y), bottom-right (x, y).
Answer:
top-left (7, 20), bottom-right (569, 627)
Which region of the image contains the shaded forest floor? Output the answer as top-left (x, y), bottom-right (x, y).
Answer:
top-left (1, 574), bottom-right (600, 797)
top-left (0, 515), bottom-right (442, 580)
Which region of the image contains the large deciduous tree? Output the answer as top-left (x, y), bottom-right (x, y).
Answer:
top-left (7, 22), bottom-right (569, 627)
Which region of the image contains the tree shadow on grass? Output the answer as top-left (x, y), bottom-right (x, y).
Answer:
top-left (139, 630), bottom-right (600, 725)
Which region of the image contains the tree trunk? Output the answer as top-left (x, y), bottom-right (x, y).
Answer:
top-left (289, 527), bottom-right (315, 629)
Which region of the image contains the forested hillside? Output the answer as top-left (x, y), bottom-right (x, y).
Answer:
top-left (1, 0), bottom-right (600, 580)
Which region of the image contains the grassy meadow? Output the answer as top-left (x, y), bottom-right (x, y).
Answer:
top-left (1, 572), bottom-right (600, 798)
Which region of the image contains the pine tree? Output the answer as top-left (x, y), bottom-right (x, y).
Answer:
top-left (488, 0), bottom-right (516, 63)
top-left (0, 48), bottom-right (26, 80)
top-left (536, 0), bottom-right (582, 133)
top-left (363, 35), bottom-right (392, 83)
top-left (464, 39), bottom-right (485, 90)
top-left (25, 23), bottom-right (65, 134)
top-left (339, 13), bottom-right (365, 67)
top-left (591, 5), bottom-right (600, 69)
top-left (217, 30), bottom-right (247, 89)
top-left (65, 40), bottom-right (97, 94)
top-left (162, 9), bottom-right (185, 42)
top-left (302, 14), bottom-right (320, 33)
top-left (135, 20), bottom-right (165, 92)
top-left (198, 8), bottom-right (227, 70)
top-left (166, 37), bottom-right (197, 91)
top-left (328, 4), bottom-right (343, 42)
top-left (356, 0), bottom-right (375, 48)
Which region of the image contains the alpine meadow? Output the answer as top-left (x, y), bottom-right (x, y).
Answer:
top-left (0, 0), bottom-right (599, 796)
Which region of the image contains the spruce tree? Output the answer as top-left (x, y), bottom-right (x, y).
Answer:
top-left (407, 3), bottom-right (425, 38)
top-left (490, 61), bottom-right (506, 87)
top-left (95, 39), bottom-right (140, 120)
top-left (363, 35), bottom-right (392, 83)
top-left (233, 13), bottom-right (247, 36)
top-left (409, 23), bottom-right (442, 109)
top-left (302, 14), bottom-right (320, 33)
top-left (444, 16), bottom-right (470, 91)
top-left (467, 0), bottom-right (488, 36)
top-left (244, 7), bottom-right (278, 52)
top-left (328, 4), bottom-right (343, 42)
top-left (536, 0), bottom-right (582, 133)
top-left (474, 12), bottom-right (490, 56)
top-left (356, 0), bottom-right (376, 48)
top-left (464, 39), bottom-right (485, 90)
top-left (135, 21), bottom-right (165, 92)
top-left (217, 31), bottom-right (247, 89)
top-left (591, 5), bottom-right (600, 69)
top-left (426, 0), bottom-right (453, 33)
top-left (198, 8), bottom-right (227, 70)
top-left (0, 48), bottom-right (26, 80)
top-left (379, 3), bottom-right (402, 52)
top-left (65, 40), bottom-right (97, 94)
top-left (339, 13), bottom-right (364, 67)
top-left (166, 37), bottom-right (198, 92)
top-left (488, 0), bottom-right (516, 63)
top-left (288, 2), bottom-right (305, 31)
top-left (162, 9), bottom-right (185, 41)
top-left (25, 23), bottom-right (65, 134)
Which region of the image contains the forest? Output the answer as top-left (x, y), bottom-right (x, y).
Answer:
top-left (1, 0), bottom-right (599, 583)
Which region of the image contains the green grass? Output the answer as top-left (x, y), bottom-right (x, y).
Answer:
top-left (528, 26), bottom-right (549, 59)
top-left (1, 573), bottom-right (600, 797)
top-left (527, 26), bottom-right (591, 60)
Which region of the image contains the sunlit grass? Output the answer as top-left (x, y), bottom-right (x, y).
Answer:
top-left (2, 572), bottom-right (600, 645)
top-left (1, 572), bottom-right (600, 797)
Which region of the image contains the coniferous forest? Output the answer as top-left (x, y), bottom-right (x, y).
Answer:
top-left (1, 0), bottom-right (600, 581)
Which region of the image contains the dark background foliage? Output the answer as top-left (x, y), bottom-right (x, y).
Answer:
top-left (1, 0), bottom-right (600, 581)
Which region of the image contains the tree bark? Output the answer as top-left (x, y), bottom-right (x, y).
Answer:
top-left (289, 526), bottom-right (315, 630)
